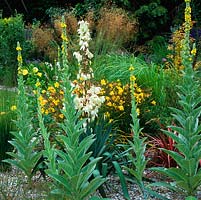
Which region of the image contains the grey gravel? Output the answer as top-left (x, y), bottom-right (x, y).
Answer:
top-left (2, 167), bottom-right (201, 200)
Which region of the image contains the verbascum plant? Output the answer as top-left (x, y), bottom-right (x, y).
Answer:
top-left (37, 16), bottom-right (106, 200)
top-left (3, 42), bottom-right (42, 185)
top-left (150, 0), bottom-right (201, 198)
top-left (123, 66), bottom-right (148, 199)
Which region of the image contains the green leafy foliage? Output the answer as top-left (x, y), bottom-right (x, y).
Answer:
top-left (150, 1), bottom-right (201, 197)
top-left (37, 17), bottom-right (105, 200)
top-left (135, 1), bottom-right (168, 39)
top-left (123, 68), bottom-right (148, 198)
top-left (0, 90), bottom-right (16, 170)
top-left (0, 15), bottom-right (31, 86)
top-left (3, 74), bottom-right (41, 183)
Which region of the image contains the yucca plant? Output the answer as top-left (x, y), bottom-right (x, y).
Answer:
top-left (3, 42), bottom-right (42, 185)
top-left (37, 17), bottom-right (106, 200)
top-left (149, 0), bottom-right (201, 198)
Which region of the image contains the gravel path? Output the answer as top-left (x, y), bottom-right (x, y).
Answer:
top-left (1, 167), bottom-right (201, 200)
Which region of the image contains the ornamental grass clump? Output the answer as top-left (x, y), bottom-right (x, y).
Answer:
top-left (150, 0), bottom-right (201, 198)
top-left (3, 42), bottom-right (42, 185)
top-left (37, 17), bottom-right (105, 200)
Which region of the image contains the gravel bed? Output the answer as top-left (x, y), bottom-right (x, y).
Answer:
top-left (1, 167), bottom-right (201, 200)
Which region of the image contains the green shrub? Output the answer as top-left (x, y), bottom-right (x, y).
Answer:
top-left (0, 14), bottom-right (30, 86)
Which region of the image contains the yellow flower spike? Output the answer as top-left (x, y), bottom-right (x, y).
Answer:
top-left (10, 105), bottom-right (17, 111)
top-left (22, 69), bottom-right (28, 76)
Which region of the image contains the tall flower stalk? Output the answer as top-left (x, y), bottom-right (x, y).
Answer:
top-left (37, 17), bottom-right (105, 200)
top-left (124, 66), bottom-right (148, 199)
top-left (150, 0), bottom-right (201, 198)
top-left (4, 42), bottom-right (41, 185)
top-left (73, 20), bottom-right (105, 125)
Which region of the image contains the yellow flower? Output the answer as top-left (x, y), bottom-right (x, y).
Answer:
top-left (40, 99), bottom-right (48, 106)
top-left (129, 66), bottom-right (134, 71)
top-left (48, 86), bottom-right (56, 93)
top-left (49, 107), bottom-right (55, 113)
top-left (109, 119), bottom-right (113, 123)
top-left (118, 105), bottom-right (124, 111)
top-left (151, 100), bottom-right (156, 106)
top-left (104, 112), bottom-right (110, 118)
top-left (37, 72), bottom-right (42, 77)
top-left (41, 107), bottom-right (45, 114)
top-left (45, 110), bottom-right (49, 115)
top-left (33, 67), bottom-right (39, 73)
top-left (10, 105), bottom-right (17, 111)
top-left (33, 90), bottom-right (37, 95)
top-left (59, 113), bottom-right (64, 119)
top-left (59, 90), bottom-right (64, 95)
top-left (191, 48), bottom-right (196, 56)
top-left (16, 46), bottom-right (22, 51)
top-left (100, 79), bottom-right (107, 85)
top-left (42, 90), bottom-right (46, 94)
top-left (60, 22), bottom-right (67, 28)
top-left (61, 33), bottom-right (68, 42)
top-left (136, 108), bottom-right (140, 116)
top-left (17, 55), bottom-right (23, 63)
top-left (117, 87), bottom-right (123, 95)
top-left (53, 99), bottom-right (60, 106)
top-left (54, 82), bottom-right (60, 88)
top-left (107, 102), bottom-right (112, 107)
top-left (130, 75), bottom-right (136, 81)
top-left (35, 81), bottom-right (41, 87)
top-left (109, 91), bottom-right (114, 96)
top-left (22, 69), bottom-right (28, 76)
top-left (136, 88), bottom-right (142, 93)
top-left (105, 96), bottom-right (110, 101)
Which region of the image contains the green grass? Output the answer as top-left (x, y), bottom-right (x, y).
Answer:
top-left (93, 54), bottom-right (180, 106)
top-left (0, 89), bottom-right (17, 170)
